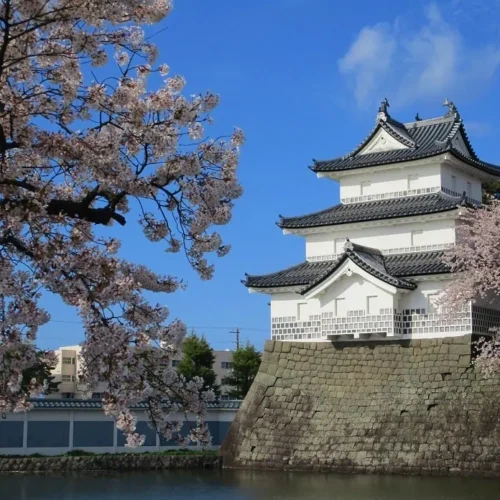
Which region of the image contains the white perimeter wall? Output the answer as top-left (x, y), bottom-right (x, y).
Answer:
top-left (0, 408), bottom-right (235, 456)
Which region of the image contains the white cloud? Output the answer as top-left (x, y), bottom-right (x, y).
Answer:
top-left (338, 24), bottom-right (396, 105)
top-left (338, 2), bottom-right (500, 107)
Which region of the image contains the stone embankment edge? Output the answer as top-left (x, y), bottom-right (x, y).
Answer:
top-left (221, 337), bottom-right (500, 477)
top-left (0, 454), bottom-right (221, 472)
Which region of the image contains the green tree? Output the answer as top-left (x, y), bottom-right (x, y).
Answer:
top-left (176, 333), bottom-right (219, 396)
top-left (21, 350), bottom-right (60, 396)
top-left (483, 181), bottom-right (500, 204)
top-left (222, 344), bottom-right (261, 399)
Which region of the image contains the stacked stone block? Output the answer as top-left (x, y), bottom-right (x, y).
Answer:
top-left (0, 454), bottom-right (220, 472)
top-left (221, 336), bottom-right (500, 476)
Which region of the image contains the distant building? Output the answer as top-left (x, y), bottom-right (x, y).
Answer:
top-left (48, 345), bottom-right (233, 399)
top-left (50, 345), bottom-right (108, 399)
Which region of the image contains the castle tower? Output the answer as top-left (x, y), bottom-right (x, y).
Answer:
top-left (244, 99), bottom-right (500, 342)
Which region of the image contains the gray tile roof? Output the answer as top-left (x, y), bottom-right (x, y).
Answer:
top-left (311, 111), bottom-right (500, 176)
top-left (279, 192), bottom-right (464, 230)
top-left (303, 241), bottom-right (416, 292)
top-left (383, 251), bottom-right (450, 277)
top-left (31, 399), bottom-right (242, 410)
top-left (245, 260), bottom-right (335, 289)
top-left (244, 250), bottom-right (449, 292)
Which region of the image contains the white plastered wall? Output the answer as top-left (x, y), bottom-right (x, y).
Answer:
top-left (270, 276), bottom-right (395, 321)
top-left (358, 128), bottom-right (409, 155)
top-left (441, 162), bottom-right (482, 201)
top-left (340, 163), bottom-right (441, 200)
top-left (319, 274), bottom-right (395, 315)
top-left (397, 280), bottom-right (447, 312)
top-left (270, 292), bottom-right (320, 321)
top-left (305, 219), bottom-right (456, 260)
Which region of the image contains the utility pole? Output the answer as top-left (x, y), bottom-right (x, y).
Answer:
top-left (230, 328), bottom-right (240, 350)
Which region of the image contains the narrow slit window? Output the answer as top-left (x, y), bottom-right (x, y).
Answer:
top-left (360, 181), bottom-right (371, 196)
top-left (334, 238), bottom-right (346, 255)
top-left (335, 298), bottom-right (346, 317)
top-left (428, 294), bottom-right (439, 314)
top-left (407, 174), bottom-right (419, 190)
top-left (411, 230), bottom-right (424, 247)
top-left (297, 302), bottom-right (308, 321)
top-left (366, 296), bottom-right (378, 315)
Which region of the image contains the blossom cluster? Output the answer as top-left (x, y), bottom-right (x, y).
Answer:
top-left (0, 0), bottom-right (243, 445)
top-left (445, 198), bottom-right (500, 376)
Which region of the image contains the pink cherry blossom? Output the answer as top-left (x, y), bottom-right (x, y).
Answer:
top-left (0, 0), bottom-right (242, 446)
top-left (445, 197), bottom-right (500, 376)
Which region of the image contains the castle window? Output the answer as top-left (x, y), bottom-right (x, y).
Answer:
top-left (334, 238), bottom-right (346, 255)
top-left (366, 296), bottom-right (378, 315)
top-left (297, 302), bottom-right (307, 321)
top-left (428, 294), bottom-right (439, 314)
top-left (411, 230), bottom-right (424, 247)
top-left (360, 181), bottom-right (371, 196)
top-left (407, 174), bottom-right (419, 190)
top-left (451, 175), bottom-right (457, 192)
top-left (335, 298), bottom-right (346, 316)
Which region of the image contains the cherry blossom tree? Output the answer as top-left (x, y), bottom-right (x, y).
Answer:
top-left (446, 199), bottom-right (500, 376)
top-left (0, 0), bottom-right (244, 447)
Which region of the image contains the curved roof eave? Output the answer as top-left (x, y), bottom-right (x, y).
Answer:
top-left (278, 193), bottom-right (463, 231)
top-left (311, 147), bottom-right (500, 178)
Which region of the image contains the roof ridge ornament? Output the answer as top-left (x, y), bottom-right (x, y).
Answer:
top-left (376, 98), bottom-right (390, 122)
top-left (443, 98), bottom-right (460, 120)
top-left (460, 191), bottom-right (468, 206)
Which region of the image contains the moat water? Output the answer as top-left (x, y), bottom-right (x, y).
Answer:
top-left (1, 470), bottom-right (499, 499)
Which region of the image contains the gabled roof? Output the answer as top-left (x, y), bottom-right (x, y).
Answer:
top-left (244, 249), bottom-right (449, 293)
top-left (302, 241), bottom-right (416, 292)
top-left (311, 100), bottom-right (500, 176)
top-left (278, 192), bottom-right (465, 230)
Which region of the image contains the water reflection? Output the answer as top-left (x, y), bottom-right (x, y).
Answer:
top-left (0, 469), bottom-right (499, 500)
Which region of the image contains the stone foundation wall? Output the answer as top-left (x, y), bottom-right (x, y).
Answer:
top-left (221, 337), bottom-right (500, 476)
top-left (0, 454), bottom-right (220, 472)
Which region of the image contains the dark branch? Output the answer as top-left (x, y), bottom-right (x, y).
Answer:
top-left (0, 232), bottom-right (34, 258)
top-left (46, 199), bottom-right (126, 226)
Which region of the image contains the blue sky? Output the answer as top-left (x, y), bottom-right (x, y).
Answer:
top-left (37, 0), bottom-right (500, 352)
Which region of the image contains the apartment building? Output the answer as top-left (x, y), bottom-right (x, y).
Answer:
top-left (49, 345), bottom-right (234, 399)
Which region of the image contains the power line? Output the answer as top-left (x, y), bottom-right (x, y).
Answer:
top-left (44, 320), bottom-right (268, 332)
